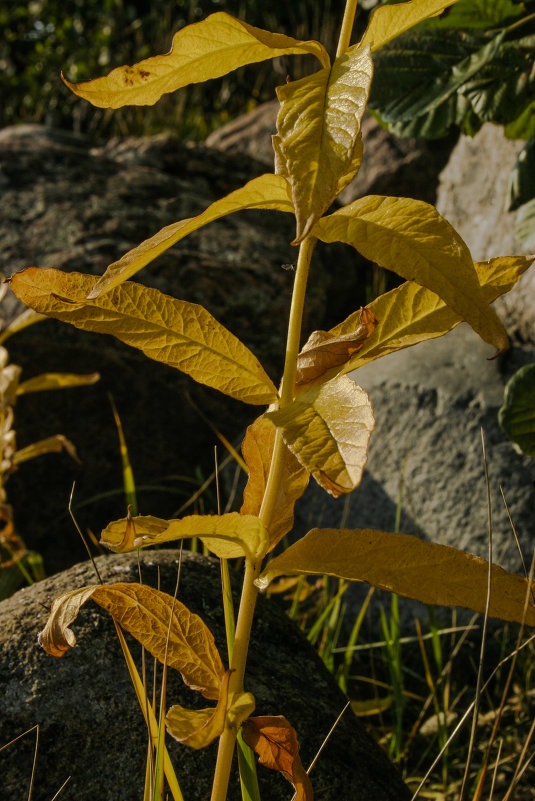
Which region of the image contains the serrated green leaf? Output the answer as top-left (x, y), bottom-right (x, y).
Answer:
top-left (508, 138), bottom-right (535, 211)
top-left (515, 199), bottom-right (535, 251)
top-left (266, 375), bottom-right (375, 498)
top-left (360, 0), bottom-right (461, 52)
top-left (313, 196), bottom-right (509, 353)
top-left (256, 528), bottom-right (535, 626)
top-left (328, 256), bottom-right (535, 375)
top-left (10, 268), bottom-right (278, 406)
top-left (505, 101), bottom-right (535, 140)
top-left (499, 363), bottom-right (535, 456)
top-left (89, 174), bottom-right (294, 297)
top-left (274, 44), bottom-right (373, 243)
top-left (63, 12), bottom-right (329, 109)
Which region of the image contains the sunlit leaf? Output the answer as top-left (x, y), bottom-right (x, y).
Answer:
top-left (39, 582), bottom-right (225, 699)
top-left (313, 196), bottom-right (509, 353)
top-left (499, 363), bottom-right (535, 457)
top-left (13, 434), bottom-right (79, 465)
top-left (240, 415), bottom-right (309, 549)
top-left (266, 375), bottom-right (374, 498)
top-left (295, 307), bottom-right (377, 390)
top-left (330, 255), bottom-right (535, 373)
top-left (16, 372), bottom-right (100, 395)
top-left (88, 174), bottom-right (294, 297)
top-left (360, 0), bottom-right (461, 52)
top-left (0, 308), bottom-right (46, 346)
top-left (351, 696), bottom-right (393, 717)
top-left (102, 512), bottom-right (270, 561)
top-left (256, 528), bottom-right (535, 626)
top-left (241, 716), bottom-right (313, 801)
top-left (10, 268), bottom-right (278, 406)
top-left (274, 44), bottom-right (373, 242)
top-left (166, 671), bottom-right (231, 750)
top-left (63, 12), bottom-right (329, 109)
top-left (226, 692), bottom-right (256, 732)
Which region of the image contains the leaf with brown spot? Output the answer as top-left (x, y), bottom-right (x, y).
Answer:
top-left (39, 582), bottom-right (225, 699)
top-left (241, 716), bottom-right (313, 801)
top-left (295, 307), bottom-right (377, 390)
top-left (240, 415), bottom-right (309, 549)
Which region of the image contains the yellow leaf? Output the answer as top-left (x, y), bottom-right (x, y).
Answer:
top-left (351, 696), bottom-right (393, 717)
top-left (16, 371), bottom-right (100, 395)
top-left (256, 529), bottom-right (535, 627)
top-left (88, 174), bottom-right (294, 297)
top-left (266, 375), bottom-right (374, 498)
top-left (226, 691), bottom-right (256, 732)
top-left (295, 307), bottom-right (377, 390)
top-left (101, 515), bottom-right (169, 552)
top-left (13, 434), bottom-right (80, 465)
top-left (10, 268), bottom-right (278, 406)
top-left (313, 196), bottom-right (509, 354)
top-left (63, 12), bottom-right (329, 109)
top-left (274, 44), bottom-right (373, 242)
top-left (102, 512), bottom-right (270, 562)
top-left (0, 307), bottom-right (46, 346)
top-left (241, 716), bottom-right (313, 801)
top-left (360, 0), bottom-right (460, 52)
top-left (240, 415), bottom-right (309, 550)
top-left (330, 255), bottom-right (535, 374)
top-left (39, 582), bottom-right (225, 699)
top-left (166, 671), bottom-right (231, 750)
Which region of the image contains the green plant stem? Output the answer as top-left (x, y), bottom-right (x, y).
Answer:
top-left (210, 236), bottom-right (316, 801)
top-left (336, 0), bottom-right (359, 57)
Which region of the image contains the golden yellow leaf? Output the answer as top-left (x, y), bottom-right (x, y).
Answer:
top-left (240, 415), bottom-right (309, 550)
top-left (88, 174), bottom-right (294, 297)
top-left (266, 375), bottom-right (374, 498)
top-left (241, 716), bottom-right (313, 801)
top-left (274, 44), bottom-right (373, 243)
top-left (295, 307), bottom-right (377, 390)
top-left (226, 691), bottom-right (256, 732)
top-left (13, 434), bottom-right (80, 465)
top-left (351, 696), bottom-right (393, 717)
top-left (0, 308), bottom-right (46, 346)
top-left (313, 196), bottom-right (509, 354)
top-left (39, 582), bottom-right (225, 699)
top-left (103, 512), bottom-right (270, 562)
top-left (63, 12), bottom-right (329, 109)
top-left (256, 529), bottom-right (535, 627)
top-left (16, 371), bottom-right (100, 395)
top-left (360, 0), bottom-right (460, 52)
top-left (10, 268), bottom-right (278, 406)
top-left (101, 515), bottom-right (168, 552)
top-left (330, 255), bottom-right (535, 374)
top-left (166, 670), bottom-right (231, 750)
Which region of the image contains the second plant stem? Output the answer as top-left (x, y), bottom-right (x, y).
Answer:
top-left (210, 236), bottom-right (316, 801)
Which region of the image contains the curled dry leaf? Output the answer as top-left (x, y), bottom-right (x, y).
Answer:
top-left (241, 716), bottom-right (313, 801)
top-left (257, 528), bottom-right (535, 627)
top-left (295, 307), bottom-right (377, 390)
top-left (101, 512), bottom-right (269, 562)
top-left (266, 375), bottom-right (375, 497)
top-left (13, 434), bottom-right (80, 466)
top-left (63, 12), bottom-right (329, 109)
top-left (39, 582), bottom-right (225, 699)
top-left (240, 415), bottom-right (309, 550)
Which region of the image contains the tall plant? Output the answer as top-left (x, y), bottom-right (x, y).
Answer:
top-left (10, 1), bottom-right (535, 799)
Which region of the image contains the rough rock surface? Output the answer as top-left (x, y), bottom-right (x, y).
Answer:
top-left (0, 124), bottom-right (360, 575)
top-left (0, 549), bottom-right (410, 801)
top-left (436, 123), bottom-right (534, 343)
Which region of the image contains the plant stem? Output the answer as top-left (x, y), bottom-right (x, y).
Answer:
top-left (336, 0), bottom-right (359, 57)
top-left (210, 236), bottom-right (316, 801)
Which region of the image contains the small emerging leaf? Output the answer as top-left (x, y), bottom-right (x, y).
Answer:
top-left (89, 174), bottom-right (294, 297)
top-left (39, 582), bottom-right (225, 699)
top-left (13, 434), bottom-right (80, 466)
top-left (257, 529), bottom-right (535, 627)
top-left (360, 0), bottom-right (461, 52)
top-left (499, 363), bottom-right (535, 456)
top-left (266, 375), bottom-right (374, 497)
top-left (295, 307), bottom-right (377, 390)
top-left (274, 45), bottom-right (373, 242)
top-left (16, 372), bottom-right (100, 395)
top-left (63, 12), bottom-right (329, 109)
top-left (10, 268), bottom-right (278, 406)
top-left (166, 671), bottom-right (231, 750)
top-left (242, 716), bottom-right (313, 801)
top-left (313, 196), bottom-right (509, 354)
top-left (240, 415), bottom-right (309, 549)
top-left (330, 255), bottom-right (535, 373)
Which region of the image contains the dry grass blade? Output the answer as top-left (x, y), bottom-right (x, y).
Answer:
top-left (501, 712), bottom-right (535, 801)
top-left (48, 777), bottom-right (72, 801)
top-left (488, 738), bottom-right (503, 801)
top-left (0, 724), bottom-right (40, 801)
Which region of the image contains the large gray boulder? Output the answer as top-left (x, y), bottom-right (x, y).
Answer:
top-left (0, 550), bottom-right (410, 801)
